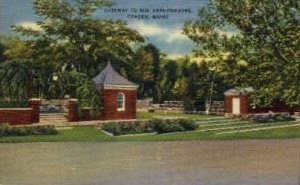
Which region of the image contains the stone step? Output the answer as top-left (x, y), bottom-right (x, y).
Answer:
top-left (39, 114), bottom-right (68, 125)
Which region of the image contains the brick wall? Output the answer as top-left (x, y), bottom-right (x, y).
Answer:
top-left (225, 95), bottom-right (300, 116)
top-left (101, 89), bottom-right (136, 120)
top-left (249, 102), bottom-right (300, 115)
top-left (0, 99), bottom-right (41, 125)
top-left (67, 89), bottom-right (137, 122)
top-left (0, 108), bottom-right (32, 125)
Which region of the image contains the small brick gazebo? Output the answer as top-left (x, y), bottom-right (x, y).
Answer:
top-left (68, 64), bottom-right (138, 121)
top-left (93, 64), bottom-right (138, 120)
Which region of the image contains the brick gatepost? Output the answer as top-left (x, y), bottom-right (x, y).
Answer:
top-left (67, 99), bottom-right (78, 122)
top-left (29, 98), bottom-right (41, 123)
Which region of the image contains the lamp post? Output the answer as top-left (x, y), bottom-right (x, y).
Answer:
top-left (52, 74), bottom-right (58, 81)
top-left (52, 74), bottom-right (61, 112)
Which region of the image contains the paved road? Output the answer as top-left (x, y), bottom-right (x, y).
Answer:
top-left (1, 140), bottom-right (300, 185)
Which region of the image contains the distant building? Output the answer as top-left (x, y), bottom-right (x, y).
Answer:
top-left (224, 88), bottom-right (253, 116)
top-left (224, 88), bottom-right (300, 116)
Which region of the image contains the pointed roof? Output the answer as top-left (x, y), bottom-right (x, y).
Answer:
top-left (224, 87), bottom-right (253, 96)
top-left (93, 64), bottom-right (137, 89)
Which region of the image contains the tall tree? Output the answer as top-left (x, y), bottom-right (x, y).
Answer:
top-left (144, 44), bottom-right (161, 103)
top-left (12, 0), bottom-right (144, 74)
top-left (159, 60), bottom-right (178, 102)
top-left (0, 42), bottom-right (5, 63)
top-left (184, 0), bottom-right (300, 106)
top-left (133, 44), bottom-right (161, 102)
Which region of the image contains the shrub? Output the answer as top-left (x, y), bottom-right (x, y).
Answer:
top-left (0, 124), bottom-right (10, 136)
top-left (103, 121), bottom-right (156, 135)
top-left (38, 125), bottom-right (58, 135)
top-left (150, 119), bottom-right (195, 134)
top-left (0, 124), bottom-right (58, 137)
top-left (102, 118), bottom-right (198, 135)
top-left (178, 119), bottom-right (198, 130)
top-left (102, 122), bottom-right (122, 136)
top-left (151, 119), bottom-right (184, 133)
top-left (248, 113), bottom-right (296, 123)
top-left (0, 100), bottom-right (29, 108)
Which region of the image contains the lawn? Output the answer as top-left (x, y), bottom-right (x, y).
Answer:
top-left (1, 112), bottom-right (299, 143)
top-left (136, 111), bottom-right (211, 120)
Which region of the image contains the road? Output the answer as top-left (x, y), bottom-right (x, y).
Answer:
top-left (1, 140), bottom-right (300, 185)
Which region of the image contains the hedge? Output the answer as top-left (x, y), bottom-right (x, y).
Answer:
top-left (102, 118), bottom-right (198, 136)
top-left (0, 100), bottom-right (29, 108)
top-left (0, 124), bottom-right (58, 137)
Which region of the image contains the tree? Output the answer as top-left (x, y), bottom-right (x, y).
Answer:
top-left (184, 0), bottom-right (300, 106)
top-left (12, 0), bottom-right (144, 74)
top-left (159, 60), bottom-right (178, 102)
top-left (0, 61), bottom-right (33, 99)
top-left (133, 44), bottom-right (161, 102)
top-left (0, 42), bottom-right (6, 63)
top-left (53, 71), bottom-right (101, 115)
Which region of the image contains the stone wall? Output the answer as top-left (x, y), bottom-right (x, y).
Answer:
top-left (137, 99), bottom-right (153, 111)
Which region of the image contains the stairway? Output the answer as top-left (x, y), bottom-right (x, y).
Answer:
top-left (39, 113), bottom-right (68, 126)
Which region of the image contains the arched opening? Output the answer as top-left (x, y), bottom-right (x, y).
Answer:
top-left (117, 93), bottom-right (125, 111)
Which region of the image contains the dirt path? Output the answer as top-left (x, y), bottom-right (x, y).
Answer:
top-left (1, 139), bottom-right (300, 185)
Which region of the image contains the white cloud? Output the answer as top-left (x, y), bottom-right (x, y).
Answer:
top-left (17, 21), bottom-right (42, 31)
top-left (129, 22), bottom-right (189, 42)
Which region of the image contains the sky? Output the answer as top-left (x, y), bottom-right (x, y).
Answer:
top-left (0, 0), bottom-right (209, 58)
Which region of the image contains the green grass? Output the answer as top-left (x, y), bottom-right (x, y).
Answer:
top-left (136, 111), bottom-right (211, 120)
top-left (1, 124), bottom-right (299, 143)
top-left (1, 112), bottom-right (299, 143)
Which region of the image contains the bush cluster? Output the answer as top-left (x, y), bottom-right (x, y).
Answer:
top-left (248, 114), bottom-right (296, 123)
top-left (0, 124), bottom-right (58, 137)
top-left (102, 118), bottom-right (198, 136)
top-left (102, 120), bottom-right (154, 136)
top-left (151, 118), bottom-right (198, 134)
top-left (0, 100), bottom-right (29, 108)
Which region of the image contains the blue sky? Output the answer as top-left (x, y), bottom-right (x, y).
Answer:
top-left (0, 0), bottom-right (209, 58)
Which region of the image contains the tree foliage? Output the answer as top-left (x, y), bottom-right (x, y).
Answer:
top-left (133, 44), bottom-right (161, 102)
top-left (184, 0), bottom-right (300, 106)
top-left (12, 0), bottom-right (144, 74)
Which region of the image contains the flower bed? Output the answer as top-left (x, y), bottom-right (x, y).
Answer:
top-left (102, 118), bottom-right (198, 136)
top-left (0, 124), bottom-right (58, 137)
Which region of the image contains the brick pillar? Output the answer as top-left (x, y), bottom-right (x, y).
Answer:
top-left (131, 89), bottom-right (137, 119)
top-left (68, 99), bottom-right (78, 121)
top-left (29, 98), bottom-right (41, 123)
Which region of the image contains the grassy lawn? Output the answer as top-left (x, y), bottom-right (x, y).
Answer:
top-left (1, 124), bottom-right (299, 143)
top-left (136, 111), bottom-right (211, 120)
top-left (1, 112), bottom-right (299, 143)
